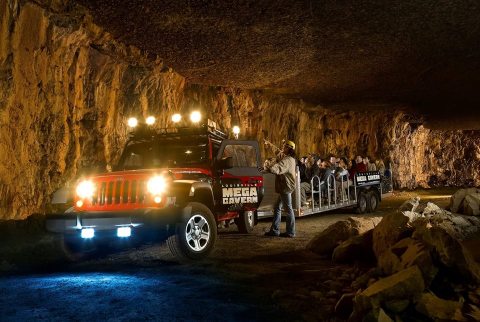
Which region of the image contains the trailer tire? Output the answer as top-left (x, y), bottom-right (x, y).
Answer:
top-left (234, 210), bottom-right (255, 233)
top-left (356, 192), bottom-right (368, 214)
top-left (167, 202), bottom-right (217, 261)
top-left (367, 191), bottom-right (379, 213)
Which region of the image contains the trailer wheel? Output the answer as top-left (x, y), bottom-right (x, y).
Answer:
top-left (234, 210), bottom-right (255, 233)
top-left (367, 191), bottom-right (379, 212)
top-left (167, 202), bottom-right (217, 261)
top-left (356, 192), bottom-right (368, 214)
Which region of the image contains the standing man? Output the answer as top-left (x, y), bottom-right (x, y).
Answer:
top-left (264, 140), bottom-right (297, 238)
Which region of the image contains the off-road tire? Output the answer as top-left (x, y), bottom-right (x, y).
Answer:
top-left (367, 191), bottom-right (379, 213)
top-left (234, 210), bottom-right (255, 234)
top-left (167, 202), bottom-right (217, 261)
top-left (355, 192), bottom-right (368, 214)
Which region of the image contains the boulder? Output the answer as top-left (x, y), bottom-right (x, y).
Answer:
top-left (412, 210), bottom-right (480, 241)
top-left (449, 188), bottom-right (478, 213)
top-left (401, 210), bottom-right (422, 222)
top-left (307, 217), bottom-right (382, 255)
top-left (334, 293), bottom-right (355, 319)
top-left (351, 267), bottom-right (382, 291)
top-left (413, 224), bottom-right (480, 283)
top-left (464, 193), bottom-right (480, 216)
top-left (384, 299), bottom-right (410, 314)
top-left (398, 197), bottom-right (420, 212)
top-left (353, 308), bottom-right (395, 322)
top-left (377, 238), bottom-right (437, 286)
top-left (372, 212), bottom-right (411, 258)
top-left (353, 265), bottom-right (425, 315)
top-left (377, 309), bottom-right (394, 322)
top-left (332, 229), bottom-right (375, 264)
top-left (415, 292), bottom-right (465, 321)
top-left (422, 202), bottom-right (446, 217)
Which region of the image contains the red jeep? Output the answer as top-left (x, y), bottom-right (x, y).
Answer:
top-left (47, 119), bottom-right (264, 260)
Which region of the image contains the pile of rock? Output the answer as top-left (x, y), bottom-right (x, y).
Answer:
top-left (307, 197), bottom-right (480, 321)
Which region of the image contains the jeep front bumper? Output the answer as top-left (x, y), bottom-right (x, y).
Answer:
top-left (46, 209), bottom-right (179, 234)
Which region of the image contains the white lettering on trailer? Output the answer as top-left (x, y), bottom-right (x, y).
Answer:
top-left (357, 176), bottom-right (367, 182)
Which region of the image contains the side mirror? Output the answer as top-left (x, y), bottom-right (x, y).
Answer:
top-left (218, 156), bottom-right (233, 170)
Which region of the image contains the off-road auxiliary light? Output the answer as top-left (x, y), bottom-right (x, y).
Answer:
top-left (172, 113), bottom-right (182, 123)
top-left (117, 226), bottom-right (131, 238)
top-left (232, 125), bottom-right (240, 139)
top-left (81, 228), bottom-right (95, 239)
top-left (128, 117), bottom-right (138, 128)
top-left (190, 111), bottom-right (201, 123)
top-left (146, 116), bottom-right (156, 125)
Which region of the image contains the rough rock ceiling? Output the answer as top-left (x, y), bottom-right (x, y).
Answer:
top-left (77, 0), bottom-right (480, 122)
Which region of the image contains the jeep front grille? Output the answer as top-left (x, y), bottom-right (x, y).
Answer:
top-left (92, 179), bottom-right (146, 206)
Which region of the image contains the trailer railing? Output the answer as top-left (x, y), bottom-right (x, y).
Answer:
top-left (293, 168), bottom-right (358, 217)
top-left (258, 168), bottom-right (384, 218)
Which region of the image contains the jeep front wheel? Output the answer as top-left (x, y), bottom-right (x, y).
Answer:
top-left (234, 210), bottom-right (255, 233)
top-left (167, 202), bottom-right (217, 260)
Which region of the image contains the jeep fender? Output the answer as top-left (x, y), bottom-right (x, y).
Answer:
top-left (170, 180), bottom-right (215, 211)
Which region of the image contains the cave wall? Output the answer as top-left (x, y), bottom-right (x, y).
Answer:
top-left (1, 0), bottom-right (479, 219)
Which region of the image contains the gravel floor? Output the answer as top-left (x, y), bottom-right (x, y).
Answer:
top-left (2, 188), bottom-right (475, 321)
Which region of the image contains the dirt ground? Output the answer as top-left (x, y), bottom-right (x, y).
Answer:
top-left (1, 188), bottom-right (478, 321)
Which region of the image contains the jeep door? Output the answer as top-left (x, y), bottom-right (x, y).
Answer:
top-left (214, 140), bottom-right (264, 212)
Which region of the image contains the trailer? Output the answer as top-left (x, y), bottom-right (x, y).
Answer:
top-left (258, 169), bottom-right (385, 218)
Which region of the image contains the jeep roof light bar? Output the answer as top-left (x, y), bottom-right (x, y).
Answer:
top-left (128, 120), bottom-right (227, 141)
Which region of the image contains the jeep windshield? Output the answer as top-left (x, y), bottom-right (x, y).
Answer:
top-left (117, 140), bottom-right (209, 170)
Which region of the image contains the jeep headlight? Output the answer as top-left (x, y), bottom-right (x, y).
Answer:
top-left (76, 180), bottom-right (95, 199)
top-left (147, 176), bottom-right (167, 195)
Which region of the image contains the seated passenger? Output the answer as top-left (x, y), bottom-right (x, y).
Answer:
top-left (364, 156), bottom-right (377, 171)
top-left (300, 155), bottom-right (320, 206)
top-left (375, 159), bottom-right (386, 175)
top-left (329, 155), bottom-right (338, 168)
top-left (354, 155), bottom-right (367, 173)
top-left (335, 157), bottom-right (350, 200)
top-left (335, 158), bottom-right (349, 182)
top-left (319, 160), bottom-right (333, 196)
top-left (298, 156), bottom-right (308, 183)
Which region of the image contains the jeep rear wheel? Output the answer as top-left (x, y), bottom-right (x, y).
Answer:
top-left (234, 210), bottom-right (255, 233)
top-left (167, 202), bottom-right (217, 261)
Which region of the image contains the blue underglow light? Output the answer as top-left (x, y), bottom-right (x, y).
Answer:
top-left (117, 227), bottom-right (131, 238)
top-left (81, 228), bottom-right (94, 239)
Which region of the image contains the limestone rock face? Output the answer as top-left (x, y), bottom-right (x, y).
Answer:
top-left (1, 0), bottom-right (480, 219)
